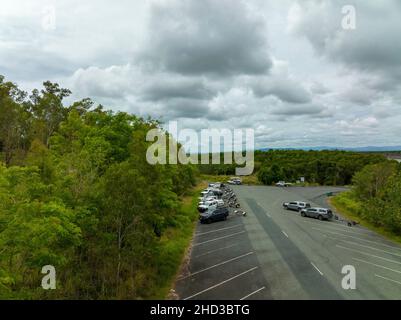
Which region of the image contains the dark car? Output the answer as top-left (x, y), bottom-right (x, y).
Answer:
top-left (199, 207), bottom-right (229, 224)
top-left (300, 207), bottom-right (333, 220)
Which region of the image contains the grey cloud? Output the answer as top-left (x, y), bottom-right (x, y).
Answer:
top-left (141, 78), bottom-right (215, 102)
top-left (310, 82), bottom-right (330, 95)
top-left (270, 103), bottom-right (327, 117)
top-left (252, 77), bottom-right (312, 104)
top-left (138, 0), bottom-right (272, 76)
top-left (160, 98), bottom-right (210, 119)
top-left (290, 0), bottom-right (401, 82)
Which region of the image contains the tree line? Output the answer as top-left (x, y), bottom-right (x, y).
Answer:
top-left (344, 161), bottom-right (401, 233)
top-left (0, 75), bottom-right (197, 299)
top-left (199, 149), bottom-right (389, 186)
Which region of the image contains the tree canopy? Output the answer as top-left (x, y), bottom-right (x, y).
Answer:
top-left (0, 75), bottom-right (197, 299)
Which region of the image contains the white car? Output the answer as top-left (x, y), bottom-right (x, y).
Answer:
top-left (276, 181), bottom-right (293, 187)
top-left (198, 200), bottom-right (219, 213)
top-left (283, 201), bottom-right (311, 211)
top-left (198, 199), bottom-right (217, 206)
top-left (198, 195), bottom-right (217, 202)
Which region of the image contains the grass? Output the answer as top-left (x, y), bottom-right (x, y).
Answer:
top-left (149, 180), bottom-right (207, 299)
top-left (330, 191), bottom-right (401, 246)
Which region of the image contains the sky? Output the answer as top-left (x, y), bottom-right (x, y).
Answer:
top-left (1, 0), bottom-right (401, 149)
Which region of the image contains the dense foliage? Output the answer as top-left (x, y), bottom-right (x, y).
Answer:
top-left (256, 150), bottom-right (389, 185)
top-left (335, 161), bottom-right (401, 234)
top-left (0, 75), bottom-right (197, 299)
top-left (199, 149), bottom-right (389, 186)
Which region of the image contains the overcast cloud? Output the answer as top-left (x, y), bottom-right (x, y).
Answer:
top-left (1, 0), bottom-right (401, 148)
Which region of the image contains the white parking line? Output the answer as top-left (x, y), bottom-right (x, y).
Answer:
top-left (240, 286), bottom-right (266, 300)
top-left (300, 218), bottom-right (372, 234)
top-left (178, 252), bottom-right (254, 280)
top-left (194, 243), bottom-right (239, 258)
top-left (193, 231), bottom-right (246, 246)
top-left (195, 224), bottom-right (243, 236)
top-left (339, 240), bottom-right (401, 258)
top-left (304, 221), bottom-right (377, 237)
top-left (336, 245), bottom-right (401, 266)
top-left (183, 267), bottom-right (259, 300)
top-left (352, 258), bottom-right (401, 275)
top-left (312, 227), bottom-right (401, 252)
top-left (282, 230), bottom-right (289, 238)
top-left (375, 274), bottom-right (401, 287)
top-left (311, 262), bottom-right (324, 276)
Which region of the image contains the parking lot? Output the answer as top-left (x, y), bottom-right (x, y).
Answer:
top-left (175, 185), bottom-right (401, 300)
top-left (175, 206), bottom-right (270, 300)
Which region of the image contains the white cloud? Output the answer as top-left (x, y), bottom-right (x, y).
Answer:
top-left (1, 0), bottom-right (401, 148)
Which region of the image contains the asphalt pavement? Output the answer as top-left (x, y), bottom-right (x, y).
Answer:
top-left (175, 185), bottom-right (401, 300)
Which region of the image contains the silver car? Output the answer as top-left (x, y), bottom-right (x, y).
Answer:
top-left (283, 201), bottom-right (311, 212)
top-left (300, 207), bottom-right (333, 221)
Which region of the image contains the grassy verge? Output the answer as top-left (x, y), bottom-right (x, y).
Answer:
top-left (330, 191), bottom-right (401, 245)
top-left (150, 180), bottom-right (207, 299)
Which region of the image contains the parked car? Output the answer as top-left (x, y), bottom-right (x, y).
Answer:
top-left (283, 201), bottom-right (311, 212)
top-left (199, 207), bottom-right (229, 224)
top-left (228, 177), bottom-right (242, 185)
top-left (198, 195), bottom-right (217, 202)
top-left (198, 200), bottom-right (219, 213)
top-left (209, 182), bottom-right (222, 188)
top-left (276, 181), bottom-right (293, 187)
top-left (300, 207), bottom-right (333, 220)
top-left (211, 188), bottom-right (223, 196)
top-left (199, 199), bottom-right (224, 207)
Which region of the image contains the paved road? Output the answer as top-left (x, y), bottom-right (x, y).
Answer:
top-left (175, 186), bottom-right (401, 300)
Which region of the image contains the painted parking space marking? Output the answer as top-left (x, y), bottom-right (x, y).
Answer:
top-left (311, 262), bottom-right (324, 276)
top-left (352, 257), bottom-right (401, 275)
top-left (337, 245), bottom-right (401, 266)
top-left (194, 243), bottom-right (239, 258)
top-left (195, 224), bottom-right (243, 236)
top-left (311, 227), bottom-right (401, 252)
top-left (302, 219), bottom-right (380, 237)
top-left (240, 286), bottom-right (266, 300)
top-left (375, 274), bottom-right (401, 287)
top-left (183, 267), bottom-right (259, 300)
top-left (178, 252), bottom-right (254, 281)
top-left (339, 240), bottom-right (401, 258)
top-left (193, 230), bottom-right (246, 246)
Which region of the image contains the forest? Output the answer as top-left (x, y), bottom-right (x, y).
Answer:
top-left (333, 161), bottom-right (401, 235)
top-left (0, 75), bottom-right (197, 299)
top-left (200, 150), bottom-right (389, 186)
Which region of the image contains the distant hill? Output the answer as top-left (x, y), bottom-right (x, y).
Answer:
top-left (259, 146), bottom-right (401, 152)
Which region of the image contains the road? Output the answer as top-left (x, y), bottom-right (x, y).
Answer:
top-left (175, 186), bottom-right (401, 300)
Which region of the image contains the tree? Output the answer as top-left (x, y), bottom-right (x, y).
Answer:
top-left (29, 81), bottom-right (71, 147)
top-left (0, 76), bottom-right (29, 166)
top-left (352, 162), bottom-right (398, 200)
